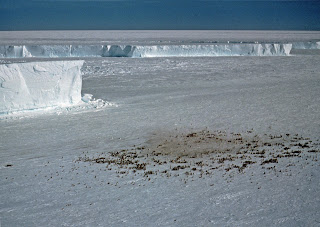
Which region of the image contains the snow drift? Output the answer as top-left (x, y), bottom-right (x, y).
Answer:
top-left (0, 43), bottom-right (294, 58)
top-left (0, 60), bottom-right (84, 114)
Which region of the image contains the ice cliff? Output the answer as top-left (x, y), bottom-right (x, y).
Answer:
top-left (292, 41), bottom-right (320, 50)
top-left (0, 60), bottom-right (84, 114)
top-left (0, 43), bottom-right (295, 58)
top-left (132, 44), bottom-right (292, 57)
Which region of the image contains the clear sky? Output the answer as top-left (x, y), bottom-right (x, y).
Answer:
top-left (0, 0), bottom-right (319, 31)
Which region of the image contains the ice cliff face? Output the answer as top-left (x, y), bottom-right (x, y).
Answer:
top-left (132, 44), bottom-right (292, 57)
top-left (0, 60), bottom-right (84, 114)
top-left (0, 43), bottom-right (296, 58)
top-left (292, 41), bottom-right (320, 49)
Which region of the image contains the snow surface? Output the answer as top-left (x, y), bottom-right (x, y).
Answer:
top-left (0, 31), bottom-right (320, 227)
top-left (0, 61), bottom-right (84, 114)
top-left (1, 30), bottom-right (320, 45)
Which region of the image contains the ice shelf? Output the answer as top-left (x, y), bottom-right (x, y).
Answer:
top-left (292, 41), bottom-right (320, 50)
top-left (0, 60), bottom-right (84, 114)
top-left (0, 43), bottom-right (305, 58)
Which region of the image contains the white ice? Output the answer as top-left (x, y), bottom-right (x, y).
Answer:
top-left (0, 43), bottom-right (297, 58)
top-left (0, 61), bottom-right (84, 114)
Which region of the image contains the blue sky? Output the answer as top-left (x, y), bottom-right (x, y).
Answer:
top-left (0, 0), bottom-right (319, 30)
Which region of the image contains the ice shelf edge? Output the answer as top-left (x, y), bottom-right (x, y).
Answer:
top-left (0, 60), bottom-right (84, 114)
top-left (2, 42), bottom-right (318, 58)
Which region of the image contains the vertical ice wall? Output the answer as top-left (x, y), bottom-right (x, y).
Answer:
top-left (0, 43), bottom-right (294, 58)
top-left (0, 60), bottom-right (84, 114)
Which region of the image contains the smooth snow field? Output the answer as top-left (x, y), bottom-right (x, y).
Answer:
top-left (0, 31), bottom-right (320, 226)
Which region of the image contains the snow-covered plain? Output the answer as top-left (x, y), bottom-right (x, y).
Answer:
top-left (0, 30), bottom-right (320, 226)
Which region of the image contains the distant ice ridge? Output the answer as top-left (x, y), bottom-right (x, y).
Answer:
top-left (0, 60), bottom-right (115, 117)
top-left (292, 41), bottom-right (320, 50)
top-left (0, 43), bottom-right (296, 58)
top-left (133, 44), bottom-right (292, 57)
